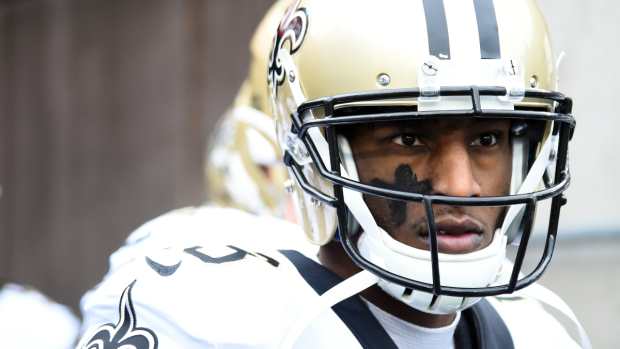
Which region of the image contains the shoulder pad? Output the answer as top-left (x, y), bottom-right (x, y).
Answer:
top-left (490, 283), bottom-right (590, 348)
top-left (108, 206), bottom-right (311, 275)
top-left (81, 242), bottom-right (319, 347)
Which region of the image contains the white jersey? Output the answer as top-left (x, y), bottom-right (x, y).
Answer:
top-left (0, 282), bottom-right (79, 349)
top-left (78, 206), bottom-right (585, 348)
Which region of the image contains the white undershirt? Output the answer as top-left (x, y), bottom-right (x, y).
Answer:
top-left (365, 300), bottom-right (460, 349)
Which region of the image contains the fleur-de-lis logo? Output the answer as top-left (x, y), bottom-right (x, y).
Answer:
top-left (80, 281), bottom-right (158, 349)
top-left (268, 0), bottom-right (308, 96)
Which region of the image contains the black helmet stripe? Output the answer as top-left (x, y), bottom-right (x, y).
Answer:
top-left (473, 0), bottom-right (501, 59)
top-left (422, 0), bottom-right (451, 60)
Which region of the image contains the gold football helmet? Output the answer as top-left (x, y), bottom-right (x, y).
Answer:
top-left (270, 0), bottom-right (574, 314)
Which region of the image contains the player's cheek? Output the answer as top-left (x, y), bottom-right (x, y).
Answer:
top-left (476, 154), bottom-right (512, 196)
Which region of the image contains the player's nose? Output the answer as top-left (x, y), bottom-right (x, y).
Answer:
top-left (429, 142), bottom-right (482, 198)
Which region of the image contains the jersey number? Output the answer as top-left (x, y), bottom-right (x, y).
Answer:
top-left (145, 245), bottom-right (279, 277)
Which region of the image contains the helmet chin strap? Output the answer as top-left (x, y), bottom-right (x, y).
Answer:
top-left (501, 133), bottom-right (558, 242)
top-left (278, 134), bottom-right (381, 348)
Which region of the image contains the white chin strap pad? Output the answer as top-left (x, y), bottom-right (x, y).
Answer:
top-left (354, 206), bottom-right (506, 313)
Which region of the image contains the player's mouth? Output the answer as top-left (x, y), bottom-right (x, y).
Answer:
top-left (418, 217), bottom-right (485, 254)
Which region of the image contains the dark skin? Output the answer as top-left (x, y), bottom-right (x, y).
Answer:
top-left (319, 118), bottom-right (512, 327)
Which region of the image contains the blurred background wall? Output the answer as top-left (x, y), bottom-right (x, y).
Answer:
top-left (0, 0), bottom-right (274, 310)
top-left (534, 1), bottom-right (619, 348)
top-left (0, 0), bottom-right (618, 347)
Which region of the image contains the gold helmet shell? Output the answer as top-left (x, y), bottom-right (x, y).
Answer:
top-left (270, 0), bottom-right (560, 245)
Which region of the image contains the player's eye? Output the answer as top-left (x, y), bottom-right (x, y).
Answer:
top-left (392, 133), bottom-right (422, 147)
top-left (470, 132), bottom-right (499, 147)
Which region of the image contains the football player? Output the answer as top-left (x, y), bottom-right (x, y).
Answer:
top-left (78, 0), bottom-right (590, 348)
top-left (204, 74), bottom-right (288, 219)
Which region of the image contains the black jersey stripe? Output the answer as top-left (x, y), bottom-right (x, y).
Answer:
top-left (280, 250), bottom-right (514, 347)
top-left (422, 0), bottom-right (451, 59)
top-left (454, 299), bottom-right (515, 349)
top-left (473, 0), bottom-right (501, 59)
top-left (280, 250), bottom-right (398, 349)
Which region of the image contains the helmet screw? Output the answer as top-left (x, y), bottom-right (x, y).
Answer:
top-left (529, 75), bottom-right (538, 88)
top-left (377, 73), bottom-right (391, 87)
top-left (422, 58), bottom-right (439, 76)
top-left (504, 59), bottom-right (520, 77)
top-left (288, 71), bottom-right (296, 83)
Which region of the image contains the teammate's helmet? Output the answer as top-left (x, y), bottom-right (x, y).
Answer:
top-left (269, 0), bottom-right (574, 314)
top-left (205, 0), bottom-right (294, 217)
top-left (205, 83), bottom-right (287, 216)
